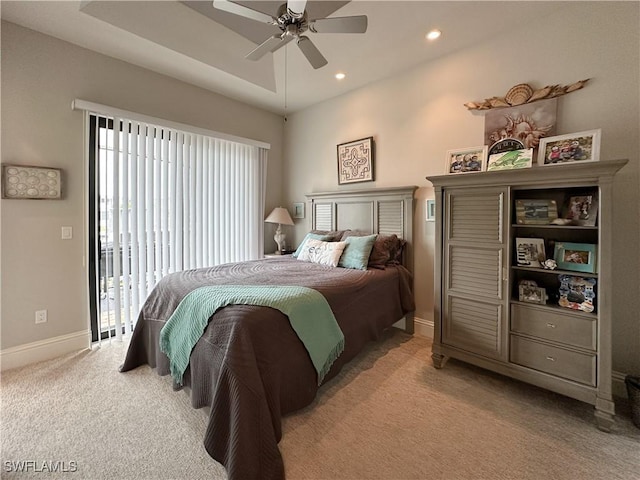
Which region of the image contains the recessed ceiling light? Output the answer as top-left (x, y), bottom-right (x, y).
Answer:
top-left (426, 29), bottom-right (442, 41)
top-left (335, 72), bottom-right (346, 80)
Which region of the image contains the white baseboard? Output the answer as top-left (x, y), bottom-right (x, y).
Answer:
top-left (0, 330), bottom-right (91, 372)
top-left (414, 316), bottom-right (434, 339)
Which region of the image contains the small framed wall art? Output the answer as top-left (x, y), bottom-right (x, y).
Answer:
top-left (537, 129), bottom-right (601, 166)
top-left (445, 146), bottom-right (487, 174)
top-left (292, 202), bottom-right (305, 219)
top-left (426, 199), bottom-right (436, 221)
top-left (337, 136), bottom-right (374, 185)
top-left (553, 242), bottom-right (597, 274)
top-left (1, 164), bottom-right (62, 199)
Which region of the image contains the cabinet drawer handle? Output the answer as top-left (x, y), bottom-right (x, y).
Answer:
top-left (545, 356), bottom-right (556, 362)
top-left (546, 323), bottom-right (556, 329)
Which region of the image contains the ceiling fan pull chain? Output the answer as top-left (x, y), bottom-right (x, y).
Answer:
top-left (284, 44), bottom-right (288, 122)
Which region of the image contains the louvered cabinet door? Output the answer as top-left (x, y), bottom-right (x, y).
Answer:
top-left (442, 187), bottom-right (508, 361)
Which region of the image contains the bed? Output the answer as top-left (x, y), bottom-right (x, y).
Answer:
top-left (120, 186), bottom-right (417, 480)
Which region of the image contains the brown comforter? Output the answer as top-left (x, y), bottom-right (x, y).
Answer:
top-left (120, 256), bottom-right (414, 480)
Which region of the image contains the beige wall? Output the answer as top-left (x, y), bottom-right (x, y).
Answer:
top-left (283, 2), bottom-right (640, 375)
top-left (0, 21), bottom-right (284, 351)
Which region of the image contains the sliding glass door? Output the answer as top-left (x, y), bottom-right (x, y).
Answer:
top-left (87, 113), bottom-right (267, 343)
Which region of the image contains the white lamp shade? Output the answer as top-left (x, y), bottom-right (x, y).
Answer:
top-left (265, 207), bottom-right (294, 226)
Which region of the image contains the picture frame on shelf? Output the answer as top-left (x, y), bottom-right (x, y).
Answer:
top-left (1, 164), bottom-right (62, 199)
top-left (444, 146), bottom-right (488, 174)
top-left (337, 136), bottom-right (374, 185)
top-left (558, 274), bottom-right (597, 313)
top-left (562, 193), bottom-right (598, 226)
top-left (554, 242), bottom-right (597, 273)
top-left (292, 202), bottom-right (305, 219)
top-left (515, 199), bottom-right (558, 225)
top-left (515, 237), bottom-right (546, 268)
top-left (537, 129), bottom-right (601, 166)
top-left (487, 148), bottom-right (534, 171)
top-left (519, 284), bottom-right (547, 305)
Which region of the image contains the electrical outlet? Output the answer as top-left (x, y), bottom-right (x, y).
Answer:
top-left (35, 310), bottom-right (47, 324)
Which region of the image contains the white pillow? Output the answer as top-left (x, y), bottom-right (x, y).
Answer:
top-left (297, 239), bottom-right (347, 267)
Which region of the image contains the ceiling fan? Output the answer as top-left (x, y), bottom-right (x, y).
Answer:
top-left (212, 0), bottom-right (368, 69)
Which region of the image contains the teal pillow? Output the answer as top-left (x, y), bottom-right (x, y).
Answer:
top-left (293, 233), bottom-right (332, 257)
top-left (338, 234), bottom-right (377, 270)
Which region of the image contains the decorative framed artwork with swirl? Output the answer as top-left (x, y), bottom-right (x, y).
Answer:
top-left (337, 136), bottom-right (374, 185)
top-left (1, 164), bottom-right (62, 199)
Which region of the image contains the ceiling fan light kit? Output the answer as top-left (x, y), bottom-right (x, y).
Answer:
top-left (213, 0), bottom-right (368, 69)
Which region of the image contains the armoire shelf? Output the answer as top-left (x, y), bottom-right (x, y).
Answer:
top-left (427, 159), bottom-right (627, 432)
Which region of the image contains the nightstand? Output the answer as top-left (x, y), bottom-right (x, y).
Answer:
top-left (264, 252), bottom-right (293, 258)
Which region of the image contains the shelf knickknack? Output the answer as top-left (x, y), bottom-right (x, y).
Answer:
top-left (464, 79), bottom-right (590, 111)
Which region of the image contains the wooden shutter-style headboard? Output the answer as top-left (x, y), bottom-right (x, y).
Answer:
top-left (305, 186), bottom-right (417, 272)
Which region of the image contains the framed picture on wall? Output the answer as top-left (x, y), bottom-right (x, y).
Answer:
top-left (426, 199), bottom-right (436, 221)
top-left (337, 137), bottom-right (374, 184)
top-left (292, 202), bottom-right (305, 219)
top-left (1, 164), bottom-right (62, 199)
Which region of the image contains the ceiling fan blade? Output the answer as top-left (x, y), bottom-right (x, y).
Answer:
top-left (246, 35), bottom-right (287, 61)
top-left (297, 36), bottom-right (328, 69)
top-left (287, 0), bottom-right (307, 16)
top-left (212, 0), bottom-right (275, 24)
top-left (309, 15), bottom-right (368, 34)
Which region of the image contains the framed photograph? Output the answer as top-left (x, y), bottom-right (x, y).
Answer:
top-left (519, 284), bottom-right (547, 305)
top-left (444, 146), bottom-right (487, 174)
top-left (554, 242), bottom-right (597, 274)
top-left (337, 136), bottom-right (374, 184)
top-left (562, 193), bottom-right (598, 226)
top-left (1, 164), bottom-right (62, 199)
top-left (292, 202), bottom-right (305, 219)
top-left (426, 199), bottom-right (436, 221)
top-left (515, 199), bottom-right (558, 225)
top-left (515, 237), bottom-right (546, 268)
top-left (537, 129), bottom-right (601, 166)
top-left (487, 148), bottom-right (534, 171)
top-left (558, 274), bottom-right (596, 313)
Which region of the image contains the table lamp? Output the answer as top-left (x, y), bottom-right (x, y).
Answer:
top-left (265, 207), bottom-right (294, 254)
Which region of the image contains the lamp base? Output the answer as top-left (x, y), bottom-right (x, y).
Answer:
top-left (274, 224), bottom-right (286, 254)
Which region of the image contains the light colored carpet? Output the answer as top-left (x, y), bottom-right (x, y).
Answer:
top-left (1, 330), bottom-right (638, 479)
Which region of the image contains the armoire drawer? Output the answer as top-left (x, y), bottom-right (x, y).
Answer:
top-left (511, 304), bottom-right (596, 350)
top-left (510, 335), bottom-right (596, 386)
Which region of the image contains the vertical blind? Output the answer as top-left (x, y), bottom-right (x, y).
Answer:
top-left (85, 107), bottom-right (268, 342)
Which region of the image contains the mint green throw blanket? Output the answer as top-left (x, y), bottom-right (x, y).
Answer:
top-left (159, 285), bottom-right (345, 386)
